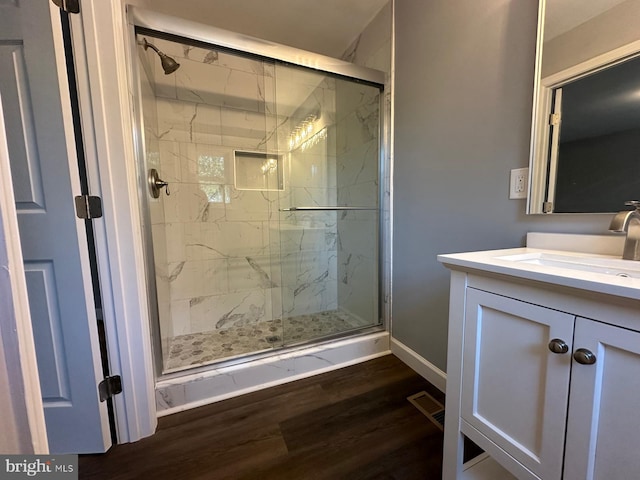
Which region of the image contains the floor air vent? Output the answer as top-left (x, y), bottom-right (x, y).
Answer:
top-left (407, 391), bottom-right (445, 431)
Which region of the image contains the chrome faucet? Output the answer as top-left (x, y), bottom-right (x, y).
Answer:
top-left (609, 201), bottom-right (640, 260)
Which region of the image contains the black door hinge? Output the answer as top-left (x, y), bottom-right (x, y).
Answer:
top-left (98, 375), bottom-right (122, 402)
top-left (75, 195), bottom-right (102, 219)
top-left (51, 0), bottom-right (80, 14)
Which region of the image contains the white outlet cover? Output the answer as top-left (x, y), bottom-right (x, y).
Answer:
top-left (510, 167), bottom-right (528, 199)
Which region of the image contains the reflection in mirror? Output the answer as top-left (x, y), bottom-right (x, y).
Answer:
top-left (550, 55), bottom-right (640, 212)
top-left (528, 0), bottom-right (640, 214)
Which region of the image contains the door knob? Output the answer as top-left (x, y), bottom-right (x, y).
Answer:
top-left (548, 338), bottom-right (569, 354)
top-left (148, 168), bottom-right (170, 198)
top-left (573, 348), bottom-right (596, 365)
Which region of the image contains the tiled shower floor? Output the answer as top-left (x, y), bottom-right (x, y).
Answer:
top-left (163, 309), bottom-right (372, 372)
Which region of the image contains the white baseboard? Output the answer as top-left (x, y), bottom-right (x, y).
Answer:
top-left (390, 337), bottom-right (446, 392)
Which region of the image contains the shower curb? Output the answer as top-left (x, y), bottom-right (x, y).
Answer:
top-left (155, 331), bottom-right (390, 416)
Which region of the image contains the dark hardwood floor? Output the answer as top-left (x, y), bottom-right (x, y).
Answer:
top-left (79, 355), bottom-right (446, 479)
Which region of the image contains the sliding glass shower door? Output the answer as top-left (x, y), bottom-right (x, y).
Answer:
top-left (136, 31), bottom-right (383, 374)
top-left (273, 64), bottom-right (382, 345)
top-left (137, 33), bottom-right (286, 372)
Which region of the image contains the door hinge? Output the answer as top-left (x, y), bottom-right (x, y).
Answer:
top-left (98, 375), bottom-right (122, 402)
top-left (543, 201), bottom-right (553, 213)
top-left (549, 113), bottom-right (561, 126)
top-left (51, 0), bottom-right (80, 14)
top-left (75, 195), bottom-right (102, 219)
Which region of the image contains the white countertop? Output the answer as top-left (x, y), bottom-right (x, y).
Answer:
top-left (438, 237), bottom-right (640, 301)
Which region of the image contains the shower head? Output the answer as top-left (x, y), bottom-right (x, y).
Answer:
top-left (143, 38), bottom-right (180, 75)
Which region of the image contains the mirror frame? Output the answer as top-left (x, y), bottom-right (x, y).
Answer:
top-left (527, 1), bottom-right (640, 214)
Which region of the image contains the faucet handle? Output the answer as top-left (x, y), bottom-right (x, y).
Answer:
top-left (624, 201), bottom-right (640, 210)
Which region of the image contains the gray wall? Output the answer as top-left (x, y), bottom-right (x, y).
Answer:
top-left (392, 0), bottom-right (611, 372)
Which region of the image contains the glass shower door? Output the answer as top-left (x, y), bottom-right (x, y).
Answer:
top-left (136, 33), bottom-right (285, 373)
top-left (273, 63), bottom-right (383, 345)
top-left (136, 31), bottom-right (384, 373)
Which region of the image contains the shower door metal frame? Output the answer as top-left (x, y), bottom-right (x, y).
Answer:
top-left (125, 25), bottom-right (165, 379)
top-left (126, 5), bottom-right (391, 375)
top-left (127, 7), bottom-right (385, 85)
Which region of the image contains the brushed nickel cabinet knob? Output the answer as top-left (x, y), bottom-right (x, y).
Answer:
top-left (573, 348), bottom-right (597, 365)
top-left (548, 338), bottom-right (569, 354)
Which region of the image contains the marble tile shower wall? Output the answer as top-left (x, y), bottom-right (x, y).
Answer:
top-left (337, 2), bottom-right (391, 326)
top-left (335, 81), bottom-right (380, 324)
top-left (341, 1), bottom-right (392, 74)
top-left (278, 140), bottom-right (339, 320)
top-left (141, 38), bottom-right (339, 352)
top-left (277, 73), bottom-right (339, 320)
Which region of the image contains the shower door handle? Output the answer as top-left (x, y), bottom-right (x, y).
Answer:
top-left (279, 206), bottom-right (377, 211)
top-left (148, 168), bottom-right (170, 198)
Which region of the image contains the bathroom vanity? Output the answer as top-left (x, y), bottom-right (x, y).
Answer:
top-left (438, 234), bottom-right (640, 479)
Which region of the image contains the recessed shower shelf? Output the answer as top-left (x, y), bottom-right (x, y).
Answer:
top-left (234, 150), bottom-right (284, 191)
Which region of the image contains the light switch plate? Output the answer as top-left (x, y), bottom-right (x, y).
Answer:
top-left (510, 168), bottom-right (528, 199)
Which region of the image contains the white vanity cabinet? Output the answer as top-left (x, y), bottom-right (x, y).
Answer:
top-left (563, 317), bottom-right (640, 480)
top-left (439, 262), bottom-right (640, 480)
top-left (461, 287), bottom-right (573, 479)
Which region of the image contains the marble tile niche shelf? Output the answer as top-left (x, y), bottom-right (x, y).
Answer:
top-left (233, 150), bottom-right (284, 191)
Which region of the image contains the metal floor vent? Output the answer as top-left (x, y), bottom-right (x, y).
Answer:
top-left (407, 391), bottom-right (445, 431)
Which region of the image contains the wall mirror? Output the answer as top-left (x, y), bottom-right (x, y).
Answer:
top-left (528, 0), bottom-right (640, 214)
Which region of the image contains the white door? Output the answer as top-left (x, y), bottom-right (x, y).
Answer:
top-left (564, 317), bottom-right (640, 480)
top-left (462, 288), bottom-right (574, 480)
top-left (0, 1), bottom-right (110, 453)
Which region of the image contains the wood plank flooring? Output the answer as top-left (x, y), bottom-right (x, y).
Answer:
top-left (79, 355), bottom-right (446, 479)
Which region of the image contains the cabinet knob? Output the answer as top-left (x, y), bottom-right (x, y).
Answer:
top-left (548, 338), bottom-right (569, 354)
top-left (573, 348), bottom-right (597, 365)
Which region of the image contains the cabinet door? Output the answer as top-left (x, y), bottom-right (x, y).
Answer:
top-left (564, 318), bottom-right (640, 480)
top-left (462, 288), bottom-right (574, 480)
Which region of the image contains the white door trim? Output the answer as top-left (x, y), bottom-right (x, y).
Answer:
top-left (0, 93), bottom-right (48, 454)
top-left (48, 4), bottom-right (112, 452)
top-left (67, 1), bottom-right (157, 442)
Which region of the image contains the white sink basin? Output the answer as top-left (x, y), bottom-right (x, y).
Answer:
top-left (495, 252), bottom-right (640, 279)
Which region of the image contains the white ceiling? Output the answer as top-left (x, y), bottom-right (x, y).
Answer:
top-left (133, 0), bottom-right (389, 58)
top-left (545, 0), bottom-right (630, 40)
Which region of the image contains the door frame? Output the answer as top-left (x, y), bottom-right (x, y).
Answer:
top-left (64, 1), bottom-right (158, 443)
